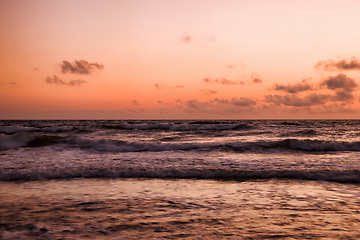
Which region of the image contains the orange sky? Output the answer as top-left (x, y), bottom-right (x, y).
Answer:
top-left (1, 0), bottom-right (360, 119)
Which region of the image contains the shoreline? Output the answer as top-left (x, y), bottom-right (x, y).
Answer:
top-left (1, 178), bottom-right (359, 239)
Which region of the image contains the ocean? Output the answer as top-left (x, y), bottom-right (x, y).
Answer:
top-left (1, 119), bottom-right (360, 239)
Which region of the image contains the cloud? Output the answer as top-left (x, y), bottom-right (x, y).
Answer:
top-left (315, 57), bottom-right (360, 71)
top-left (201, 89), bottom-right (217, 95)
top-left (252, 78), bottom-right (262, 84)
top-left (155, 84), bottom-right (185, 89)
top-left (155, 84), bottom-right (165, 89)
top-left (0, 82), bottom-right (17, 86)
top-left (132, 100), bottom-right (139, 105)
top-left (216, 78), bottom-right (244, 85)
top-left (45, 75), bottom-right (87, 86)
top-left (182, 98), bottom-right (258, 116)
top-left (251, 73), bottom-right (262, 84)
top-left (273, 79), bottom-right (314, 94)
top-left (266, 74), bottom-right (357, 106)
top-left (185, 100), bottom-right (206, 109)
top-left (180, 32), bottom-right (192, 43)
top-left (203, 78), bottom-right (212, 83)
top-left (320, 73), bottom-right (357, 92)
top-left (205, 73), bottom-right (261, 86)
top-left (157, 101), bottom-right (174, 106)
top-left (186, 97), bottom-right (257, 109)
top-left (265, 93), bottom-right (329, 107)
top-left (155, 84), bottom-right (166, 89)
top-left (60, 60), bottom-right (104, 75)
top-left (231, 97), bottom-right (257, 106)
top-left (203, 78), bottom-right (244, 85)
top-left (46, 75), bottom-right (66, 84)
top-left (331, 91), bottom-right (355, 102)
top-left (213, 98), bottom-right (230, 104)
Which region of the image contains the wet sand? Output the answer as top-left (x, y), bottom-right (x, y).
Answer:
top-left (1, 178), bottom-right (360, 239)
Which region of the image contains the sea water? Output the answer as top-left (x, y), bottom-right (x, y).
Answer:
top-left (1, 120), bottom-right (360, 239)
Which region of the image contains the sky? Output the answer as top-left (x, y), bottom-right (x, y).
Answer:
top-left (1, 0), bottom-right (360, 119)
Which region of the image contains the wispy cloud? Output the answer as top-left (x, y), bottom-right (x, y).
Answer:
top-left (155, 84), bottom-right (185, 89)
top-left (272, 79), bottom-right (314, 94)
top-left (314, 57), bottom-right (360, 71)
top-left (226, 62), bottom-right (246, 69)
top-left (45, 75), bottom-right (87, 86)
top-left (186, 97), bottom-right (257, 109)
top-left (216, 78), bottom-right (244, 85)
top-left (203, 78), bottom-right (244, 85)
top-left (132, 100), bottom-right (139, 105)
top-left (157, 100), bottom-right (173, 106)
top-left (60, 60), bottom-right (104, 75)
top-left (180, 32), bottom-right (192, 43)
top-left (203, 78), bottom-right (212, 83)
top-left (251, 73), bottom-right (262, 84)
top-left (154, 84), bottom-right (169, 89)
top-left (201, 89), bottom-right (217, 95)
top-left (252, 78), bottom-right (262, 84)
top-left (0, 81), bottom-right (17, 86)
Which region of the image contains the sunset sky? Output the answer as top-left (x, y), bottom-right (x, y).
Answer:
top-left (1, 0), bottom-right (360, 119)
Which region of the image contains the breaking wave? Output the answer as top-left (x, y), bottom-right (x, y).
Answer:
top-left (68, 138), bottom-right (360, 153)
top-left (2, 133), bottom-right (360, 152)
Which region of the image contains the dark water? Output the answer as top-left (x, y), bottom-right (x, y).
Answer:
top-left (1, 120), bottom-right (360, 239)
top-left (1, 119), bottom-right (360, 182)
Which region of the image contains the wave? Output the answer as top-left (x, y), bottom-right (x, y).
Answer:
top-left (46, 137), bottom-right (360, 152)
top-left (0, 123), bottom-right (253, 134)
top-left (69, 137), bottom-right (350, 153)
top-left (0, 133), bottom-right (65, 149)
top-left (0, 126), bottom-right (76, 134)
top-left (1, 167), bottom-right (359, 183)
top-left (280, 129), bottom-right (318, 137)
top-left (0, 126), bottom-right (37, 134)
top-left (100, 123), bottom-right (253, 131)
top-left (2, 133), bottom-right (360, 153)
